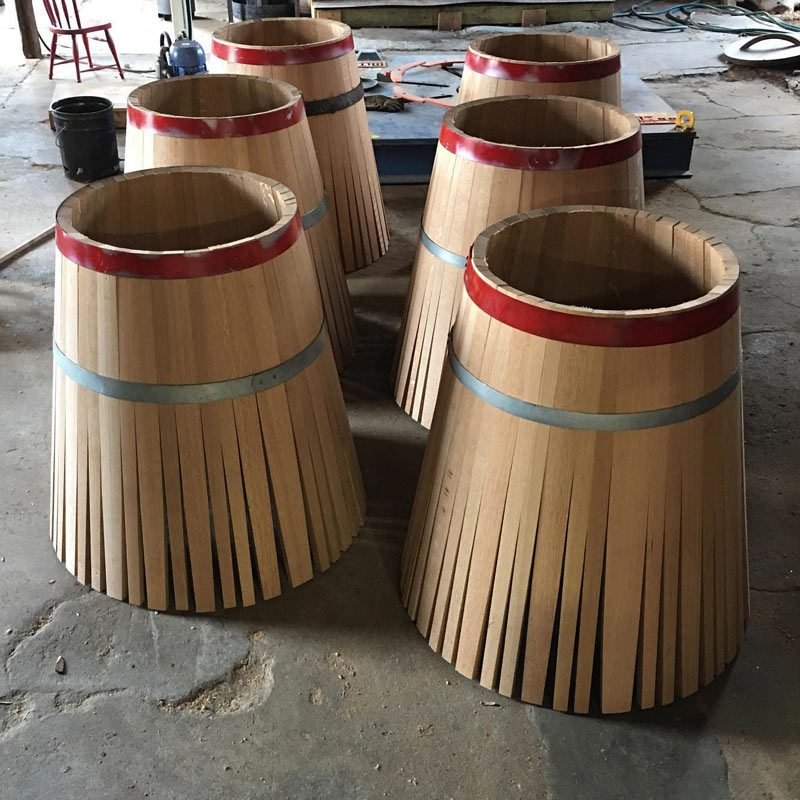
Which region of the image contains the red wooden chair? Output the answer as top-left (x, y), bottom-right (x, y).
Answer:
top-left (43, 0), bottom-right (125, 82)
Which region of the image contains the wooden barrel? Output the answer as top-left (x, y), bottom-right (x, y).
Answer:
top-left (401, 206), bottom-right (747, 715)
top-left (211, 17), bottom-right (389, 273)
top-left (458, 32), bottom-right (621, 105)
top-left (51, 167), bottom-right (365, 612)
top-left (394, 95), bottom-right (644, 428)
top-left (125, 74), bottom-right (356, 370)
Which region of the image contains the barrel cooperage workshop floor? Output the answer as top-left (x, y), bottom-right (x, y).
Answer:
top-left (0, 3), bottom-right (798, 798)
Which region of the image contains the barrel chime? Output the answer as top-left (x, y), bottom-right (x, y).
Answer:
top-left (211, 17), bottom-right (389, 273)
top-left (458, 31), bottom-right (622, 105)
top-left (126, 74), bottom-right (356, 369)
top-left (394, 95), bottom-right (644, 428)
top-left (51, 168), bottom-right (365, 611)
top-left (402, 207), bottom-right (748, 714)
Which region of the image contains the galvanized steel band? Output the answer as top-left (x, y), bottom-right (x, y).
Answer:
top-left (439, 113), bottom-right (641, 172)
top-left (211, 31), bottom-right (355, 66)
top-left (53, 324), bottom-right (327, 405)
top-left (448, 340), bottom-right (741, 432)
top-left (464, 46), bottom-right (621, 83)
top-left (464, 256), bottom-right (741, 348)
top-left (302, 192), bottom-right (329, 230)
top-left (55, 210), bottom-right (302, 280)
top-left (126, 94), bottom-right (307, 139)
top-left (420, 227), bottom-right (467, 268)
top-left (304, 83), bottom-right (364, 117)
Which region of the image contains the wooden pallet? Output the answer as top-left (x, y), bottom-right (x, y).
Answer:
top-left (311, 0), bottom-right (613, 28)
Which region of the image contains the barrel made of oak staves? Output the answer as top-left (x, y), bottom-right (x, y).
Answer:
top-left (126, 74), bottom-right (356, 369)
top-left (51, 167), bottom-right (365, 613)
top-left (211, 17), bottom-right (388, 272)
top-left (458, 32), bottom-right (621, 105)
top-left (402, 206), bottom-right (747, 715)
top-left (394, 95), bottom-right (644, 428)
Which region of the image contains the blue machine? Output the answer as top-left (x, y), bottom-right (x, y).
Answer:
top-left (156, 32), bottom-right (207, 79)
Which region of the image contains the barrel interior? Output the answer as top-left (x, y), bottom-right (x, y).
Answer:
top-left (472, 32), bottom-right (617, 64)
top-left (131, 75), bottom-right (297, 119)
top-left (216, 17), bottom-right (348, 47)
top-left (63, 171), bottom-right (285, 253)
top-left (484, 211), bottom-right (728, 311)
top-left (451, 97), bottom-right (635, 149)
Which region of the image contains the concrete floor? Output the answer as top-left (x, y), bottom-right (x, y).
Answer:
top-left (0, 3), bottom-right (799, 798)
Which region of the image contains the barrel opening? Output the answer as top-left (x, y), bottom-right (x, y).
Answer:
top-left (217, 17), bottom-right (348, 47)
top-left (131, 75), bottom-right (298, 119)
top-left (483, 210), bottom-right (729, 311)
top-left (472, 32), bottom-right (618, 64)
top-left (451, 97), bottom-right (635, 150)
top-left (64, 170), bottom-right (289, 253)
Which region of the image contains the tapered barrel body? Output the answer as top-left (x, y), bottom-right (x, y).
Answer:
top-left (126, 74), bottom-right (356, 369)
top-left (51, 168), bottom-right (365, 611)
top-left (212, 18), bottom-right (389, 272)
top-left (394, 95), bottom-right (644, 428)
top-left (402, 206), bottom-right (747, 714)
top-left (459, 32), bottom-right (621, 105)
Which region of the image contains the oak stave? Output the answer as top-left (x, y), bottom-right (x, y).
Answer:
top-left (51, 167), bottom-right (365, 611)
top-left (401, 206), bottom-right (748, 714)
top-left (211, 17), bottom-right (389, 272)
top-left (394, 95), bottom-right (644, 428)
top-left (458, 32), bottom-right (621, 105)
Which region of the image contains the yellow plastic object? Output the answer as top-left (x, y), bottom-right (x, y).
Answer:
top-left (676, 110), bottom-right (695, 131)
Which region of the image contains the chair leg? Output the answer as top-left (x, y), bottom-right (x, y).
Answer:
top-left (81, 33), bottom-right (94, 69)
top-left (71, 35), bottom-right (81, 83)
top-left (48, 33), bottom-right (58, 80)
top-left (104, 30), bottom-right (125, 80)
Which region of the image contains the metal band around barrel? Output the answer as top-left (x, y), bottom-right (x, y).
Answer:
top-left (126, 94), bottom-right (307, 139)
top-left (53, 325), bottom-right (327, 405)
top-left (465, 46), bottom-right (621, 84)
top-left (420, 227), bottom-right (467, 268)
top-left (448, 341), bottom-right (741, 432)
top-left (304, 83), bottom-right (364, 117)
top-left (56, 210), bottom-right (303, 280)
top-left (211, 31), bottom-right (355, 67)
top-left (302, 192), bottom-right (328, 230)
top-left (464, 256), bottom-right (740, 348)
top-left (439, 119), bottom-right (641, 172)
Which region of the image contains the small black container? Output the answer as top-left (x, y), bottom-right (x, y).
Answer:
top-left (51, 96), bottom-right (120, 183)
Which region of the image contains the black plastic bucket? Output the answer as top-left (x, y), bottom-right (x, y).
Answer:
top-left (51, 96), bottom-right (120, 183)
top-left (232, 0), bottom-right (295, 20)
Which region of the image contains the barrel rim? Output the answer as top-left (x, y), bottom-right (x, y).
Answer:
top-left (55, 166), bottom-right (302, 279)
top-left (466, 31), bottom-right (621, 83)
top-left (441, 95), bottom-right (641, 172)
top-left (468, 206), bottom-right (740, 347)
top-left (211, 17), bottom-right (354, 66)
top-left (127, 75), bottom-right (306, 139)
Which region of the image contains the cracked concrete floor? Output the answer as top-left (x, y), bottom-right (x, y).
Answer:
top-left (1, 14), bottom-right (800, 800)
